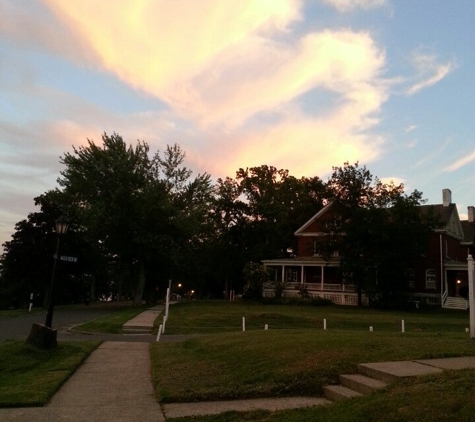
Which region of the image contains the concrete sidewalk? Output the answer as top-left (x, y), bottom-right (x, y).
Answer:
top-left (122, 305), bottom-right (164, 334)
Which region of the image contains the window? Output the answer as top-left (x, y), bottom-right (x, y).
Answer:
top-left (406, 269), bottom-right (415, 289)
top-left (314, 241), bottom-right (338, 258)
top-left (313, 241), bottom-right (322, 257)
top-left (425, 269), bottom-right (436, 289)
top-left (286, 269), bottom-right (298, 282)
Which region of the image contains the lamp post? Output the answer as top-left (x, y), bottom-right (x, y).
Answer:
top-left (45, 216), bottom-right (69, 328)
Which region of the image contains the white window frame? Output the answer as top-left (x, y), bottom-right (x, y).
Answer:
top-left (425, 269), bottom-right (436, 289)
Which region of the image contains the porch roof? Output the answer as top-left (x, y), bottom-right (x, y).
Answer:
top-left (444, 259), bottom-right (468, 271)
top-left (262, 256), bottom-right (340, 267)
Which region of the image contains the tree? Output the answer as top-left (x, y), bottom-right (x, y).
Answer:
top-left (242, 262), bottom-right (270, 300)
top-left (325, 162), bottom-right (438, 307)
top-left (57, 133), bottom-right (213, 303)
top-left (0, 192), bottom-right (89, 308)
top-left (211, 166), bottom-right (326, 297)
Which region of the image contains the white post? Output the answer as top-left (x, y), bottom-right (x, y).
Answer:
top-left (29, 293), bottom-right (33, 312)
top-left (323, 318), bottom-right (327, 330)
top-left (242, 317), bottom-right (246, 332)
top-left (162, 315), bottom-right (167, 333)
top-left (369, 326), bottom-right (373, 332)
top-left (156, 324), bottom-right (163, 342)
top-left (401, 320), bottom-right (405, 333)
top-left (165, 287), bottom-right (170, 318)
top-left (264, 324), bottom-right (268, 330)
top-left (468, 255), bottom-right (475, 339)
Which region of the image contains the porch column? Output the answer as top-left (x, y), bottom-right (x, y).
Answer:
top-left (281, 266), bottom-right (285, 283)
top-left (300, 266), bottom-right (304, 285)
top-left (320, 266), bottom-right (324, 291)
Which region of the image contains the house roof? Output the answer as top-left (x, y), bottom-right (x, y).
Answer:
top-left (294, 201), bottom-right (333, 236)
top-left (461, 221), bottom-right (475, 245)
top-left (418, 203), bottom-right (464, 239)
top-left (262, 256), bottom-right (341, 267)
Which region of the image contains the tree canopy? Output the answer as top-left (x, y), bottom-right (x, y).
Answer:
top-left (0, 138), bottom-right (439, 309)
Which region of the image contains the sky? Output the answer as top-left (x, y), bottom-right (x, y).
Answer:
top-left (0, 0), bottom-right (474, 249)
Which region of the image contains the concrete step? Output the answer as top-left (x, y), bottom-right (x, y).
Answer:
top-left (323, 385), bottom-right (363, 401)
top-left (357, 363), bottom-right (400, 383)
top-left (443, 297), bottom-right (468, 310)
top-left (121, 326), bottom-right (153, 334)
top-left (339, 373), bottom-right (387, 394)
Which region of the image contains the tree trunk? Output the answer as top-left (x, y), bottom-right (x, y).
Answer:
top-left (25, 323), bottom-right (57, 349)
top-left (89, 274), bottom-right (96, 302)
top-left (224, 276), bottom-right (229, 300)
top-left (134, 261), bottom-right (146, 304)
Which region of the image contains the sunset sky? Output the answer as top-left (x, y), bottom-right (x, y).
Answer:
top-left (1, 0), bottom-right (474, 248)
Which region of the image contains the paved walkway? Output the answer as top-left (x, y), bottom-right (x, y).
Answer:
top-left (122, 305), bottom-right (164, 334)
top-left (2, 306), bottom-right (475, 421)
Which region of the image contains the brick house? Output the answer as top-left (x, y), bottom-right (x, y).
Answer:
top-left (262, 189), bottom-right (475, 308)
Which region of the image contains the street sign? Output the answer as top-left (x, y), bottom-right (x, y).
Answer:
top-left (53, 254), bottom-right (78, 263)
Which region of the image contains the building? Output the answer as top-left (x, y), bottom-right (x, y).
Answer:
top-left (262, 189), bottom-right (475, 308)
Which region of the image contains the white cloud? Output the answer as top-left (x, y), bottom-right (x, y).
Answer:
top-left (320, 0), bottom-right (387, 12)
top-left (444, 149), bottom-right (475, 173)
top-left (36, 1), bottom-right (389, 174)
top-left (406, 51), bottom-right (456, 95)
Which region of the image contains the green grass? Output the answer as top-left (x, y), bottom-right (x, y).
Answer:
top-left (167, 370), bottom-right (475, 422)
top-left (0, 340), bottom-right (100, 407)
top-left (151, 300), bottom-right (475, 406)
top-left (73, 304), bottom-right (148, 333)
top-left (162, 300), bottom-right (470, 334)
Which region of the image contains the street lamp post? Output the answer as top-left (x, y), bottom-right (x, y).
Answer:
top-left (45, 216), bottom-right (70, 328)
top-left (26, 215), bottom-right (69, 348)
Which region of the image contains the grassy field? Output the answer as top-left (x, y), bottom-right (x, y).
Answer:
top-left (0, 340), bottom-right (99, 407)
top-left (151, 300), bottom-right (475, 420)
top-left (73, 303), bottom-right (148, 333)
top-left (167, 370), bottom-right (475, 422)
top-left (160, 300), bottom-right (470, 334)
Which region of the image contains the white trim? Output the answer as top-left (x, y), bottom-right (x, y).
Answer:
top-left (294, 202), bottom-right (333, 236)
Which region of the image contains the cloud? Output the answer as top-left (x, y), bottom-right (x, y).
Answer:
top-left (320, 0), bottom-right (387, 12)
top-left (405, 125), bottom-right (417, 133)
top-left (443, 149), bottom-right (475, 173)
top-left (40, 1), bottom-right (388, 171)
top-left (42, 1), bottom-right (387, 125)
top-left (406, 51), bottom-right (456, 95)
top-left (1, 0), bottom-right (392, 248)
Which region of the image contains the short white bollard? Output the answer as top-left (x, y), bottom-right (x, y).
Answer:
top-left (242, 317), bottom-right (246, 332)
top-left (323, 318), bottom-right (327, 331)
top-left (466, 328), bottom-right (469, 333)
top-left (401, 320), bottom-right (405, 333)
top-left (264, 324), bottom-right (268, 330)
top-left (369, 326), bottom-right (373, 332)
top-left (156, 324), bottom-right (163, 342)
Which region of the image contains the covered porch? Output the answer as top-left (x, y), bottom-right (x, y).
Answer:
top-left (262, 257), bottom-right (367, 306)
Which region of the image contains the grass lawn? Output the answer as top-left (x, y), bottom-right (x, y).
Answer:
top-left (167, 370), bottom-right (475, 422)
top-left (151, 300), bottom-right (475, 419)
top-left (73, 303), bottom-right (148, 333)
top-left (0, 340), bottom-right (99, 407)
top-left (160, 300), bottom-right (470, 334)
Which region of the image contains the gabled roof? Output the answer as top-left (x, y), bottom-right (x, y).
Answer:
top-left (419, 203), bottom-right (464, 239)
top-left (294, 202), bottom-right (333, 236)
top-left (461, 221), bottom-right (475, 245)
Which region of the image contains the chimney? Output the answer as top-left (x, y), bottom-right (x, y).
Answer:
top-left (442, 189), bottom-right (452, 207)
top-left (469, 206), bottom-right (474, 223)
